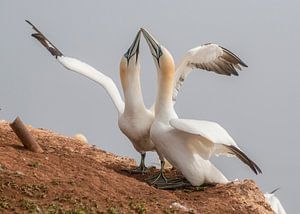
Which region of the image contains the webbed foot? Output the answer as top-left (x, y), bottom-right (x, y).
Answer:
top-left (123, 153), bottom-right (150, 174)
top-left (154, 180), bottom-right (191, 190)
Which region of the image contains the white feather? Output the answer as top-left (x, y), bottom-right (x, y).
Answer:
top-left (169, 118), bottom-right (238, 158)
top-left (58, 56), bottom-right (124, 114)
top-left (264, 193), bottom-right (287, 214)
top-left (172, 43), bottom-right (246, 102)
top-left (169, 119), bottom-right (237, 146)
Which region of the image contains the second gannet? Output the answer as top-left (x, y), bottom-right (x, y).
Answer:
top-left (142, 28), bottom-right (261, 187)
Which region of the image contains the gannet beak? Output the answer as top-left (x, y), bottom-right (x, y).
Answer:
top-left (270, 187), bottom-right (280, 194)
top-left (124, 30), bottom-right (142, 64)
top-left (141, 28), bottom-right (163, 64)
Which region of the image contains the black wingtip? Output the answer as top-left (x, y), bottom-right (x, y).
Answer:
top-left (27, 20), bottom-right (63, 58)
top-left (253, 161), bottom-right (262, 175)
top-left (239, 60), bottom-right (248, 68)
top-left (31, 33), bottom-right (38, 38)
top-left (25, 20), bottom-right (35, 29)
top-left (231, 69), bottom-right (239, 76)
top-left (220, 45), bottom-right (248, 68)
top-left (227, 145), bottom-right (262, 175)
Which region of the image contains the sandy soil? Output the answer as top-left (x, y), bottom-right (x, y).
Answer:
top-left (0, 121), bottom-right (274, 213)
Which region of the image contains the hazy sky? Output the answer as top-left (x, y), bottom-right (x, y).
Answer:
top-left (1, 1), bottom-right (299, 212)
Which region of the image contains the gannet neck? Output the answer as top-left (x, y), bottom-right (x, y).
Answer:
top-left (120, 60), bottom-right (146, 113)
top-left (58, 56), bottom-right (125, 115)
top-left (154, 50), bottom-right (176, 121)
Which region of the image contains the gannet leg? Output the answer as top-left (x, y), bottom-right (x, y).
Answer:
top-left (129, 153), bottom-right (149, 174)
top-left (146, 160), bottom-right (168, 184)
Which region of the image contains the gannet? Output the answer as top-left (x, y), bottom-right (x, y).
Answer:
top-left (27, 21), bottom-right (157, 173)
top-left (142, 28), bottom-right (261, 187)
top-left (264, 188), bottom-right (287, 214)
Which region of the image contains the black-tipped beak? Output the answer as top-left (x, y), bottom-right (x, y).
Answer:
top-left (124, 30), bottom-right (142, 64)
top-left (141, 28), bottom-right (162, 64)
top-left (270, 187), bottom-right (280, 194)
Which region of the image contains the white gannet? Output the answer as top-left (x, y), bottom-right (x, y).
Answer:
top-left (27, 21), bottom-right (157, 173)
top-left (142, 28), bottom-right (261, 187)
top-left (264, 188), bottom-right (287, 214)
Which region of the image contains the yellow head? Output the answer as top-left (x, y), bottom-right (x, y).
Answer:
top-left (141, 28), bottom-right (175, 83)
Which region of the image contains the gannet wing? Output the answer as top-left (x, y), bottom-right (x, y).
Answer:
top-left (172, 43), bottom-right (247, 102)
top-left (169, 118), bottom-right (261, 174)
top-left (26, 20), bottom-right (124, 114)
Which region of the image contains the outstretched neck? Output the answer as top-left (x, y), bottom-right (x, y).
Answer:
top-left (155, 69), bottom-right (176, 121)
top-left (120, 65), bottom-right (146, 113)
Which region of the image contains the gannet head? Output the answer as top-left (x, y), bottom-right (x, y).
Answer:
top-left (120, 30), bottom-right (142, 88)
top-left (120, 29), bottom-right (141, 67)
top-left (141, 28), bottom-right (175, 77)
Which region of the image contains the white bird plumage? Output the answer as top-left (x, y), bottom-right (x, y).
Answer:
top-left (264, 189), bottom-right (287, 214)
top-left (58, 57), bottom-right (125, 114)
top-left (142, 28), bottom-right (261, 186)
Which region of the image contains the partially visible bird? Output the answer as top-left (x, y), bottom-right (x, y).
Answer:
top-left (264, 188), bottom-right (287, 214)
top-left (74, 133), bottom-right (88, 144)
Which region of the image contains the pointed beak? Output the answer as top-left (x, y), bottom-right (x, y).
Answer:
top-left (124, 30), bottom-right (142, 63)
top-left (141, 28), bottom-right (163, 63)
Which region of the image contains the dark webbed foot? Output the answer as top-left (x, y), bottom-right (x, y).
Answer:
top-left (146, 169), bottom-right (168, 184)
top-left (145, 159), bottom-right (183, 186)
top-left (155, 181), bottom-right (216, 190)
top-left (123, 153), bottom-right (150, 174)
top-left (129, 164), bottom-right (149, 174)
top-left (154, 180), bottom-right (191, 190)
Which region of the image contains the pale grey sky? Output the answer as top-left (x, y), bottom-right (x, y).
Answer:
top-left (1, 1), bottom-right (299, 212)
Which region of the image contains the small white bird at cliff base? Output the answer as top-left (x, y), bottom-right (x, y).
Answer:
top-left (264, 188), bottom-right (286, 214)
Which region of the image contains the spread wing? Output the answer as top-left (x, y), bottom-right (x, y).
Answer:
top-left (169, 118), bottom-right (261, 174)
top-left (173, 43), bottom-right (248, 102)
top-left (26, 20), bottom-right (125, 114)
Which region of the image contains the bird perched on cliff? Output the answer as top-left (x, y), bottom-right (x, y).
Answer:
top-left (264, 188), bottom-right (287, 214)
top-left (142, 28), bottom-right (261, 188)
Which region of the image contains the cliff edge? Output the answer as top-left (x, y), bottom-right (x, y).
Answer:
top-left (0, 121), bottom-right (274, 213)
